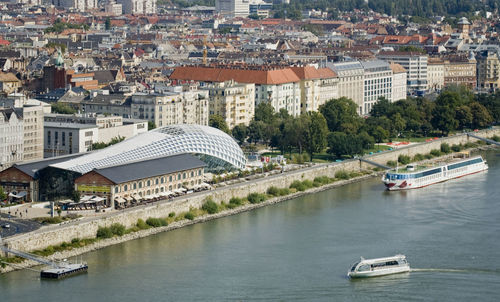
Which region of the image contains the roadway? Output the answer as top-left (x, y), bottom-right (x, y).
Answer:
top-left (0, 213), bottom-right (42, 238)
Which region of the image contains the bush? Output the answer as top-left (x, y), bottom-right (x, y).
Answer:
top-left (168, 212), bottom-right (175, 218)
top-left (430, 149), bottom-right (442, 157)
top-left (184, 212), bottom-right (195, 220)
top-left (229, 197), bottom-right (242, 205)
top-left (464, 142), bottom-right (477, 148)
top-left (96, 226), bottom-right (113, 239)
top-left (201, 199), bottom-right (219, 214)
top-left (289, 180), bottom-right (307, 191)
top-left (451, 144), bottom-right (462, 152)
top-left (267, 186), bottom-right (280, 196)
top-left (136, 219), bottom-right (150, 230)
top-left (335, 170), bottom-right (350, 180)
top-left (71, 238), bottom-right (80, 244)
top-left (247, 193), bottom-right (267, 204)
top-left (413, 153), bottom-right (425, 161)
top-left (492, 135), bottom-right (500, 142)
top-left (314, 176), bottom-right (333, 185)
top-left (398, 155), bottom-right (411, 165)
top-left (278, 188), bottom-right (290, 196)
top-left (302, 180), bottom-right (313, 189)
top-left (440, 143), bottom-right (451, 154)
top-left (386, 160), bottom-right (397, 168)
top-left (424, 154), bottom-right (433, 159)
top-left (110, 223), bottom-right (126, 236)
top-left (146, 217), bottom-right (167, 227)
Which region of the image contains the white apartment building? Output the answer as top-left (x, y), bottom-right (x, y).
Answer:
top-left (290, 66), bottom-right (339, 113)
top-left (131, 89), bottom-right (209, 127)
top-left (22, 104), bottom-right (44, 162)
top-left (361, 60), bottom-right (393, 115)
top-left (105, 0), bottom-right (123, 15)
top-left (52, 0), bottom-right (98, 11)
top-left (0, 108), bottom-right (23, 168)
top-left (327, 61), bottom-right (365, 115)
top-left (255, 82), bottom-right (301, 116)
top-left (216, 0), bottom-right (250, 18)
top-left (44, 123), bottom-right (99, 158)
top-left (44, 114), bottom-right (148, 146)
top-left (118, 0), bottom-right (156, 14)
top-left (207, 81), bottom-right (255, 129)
top-left (377, 51), bottom-right (428, 93)
top-left (390, 63), bottom-right (408, 102)
top-left (427, 58), bottom-right (445, 92)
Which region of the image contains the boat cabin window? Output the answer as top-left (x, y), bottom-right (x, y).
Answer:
top-left (357, 265), bottom-right (371, 272)
top-left (350, 262), bottom-right (359, 272)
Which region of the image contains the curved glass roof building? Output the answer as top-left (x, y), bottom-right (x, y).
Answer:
top-left (51, 125), bottom-right (246, 173)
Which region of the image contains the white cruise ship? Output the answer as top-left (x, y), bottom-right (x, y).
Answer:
top-left (382, 154), bottom-right (488, 191)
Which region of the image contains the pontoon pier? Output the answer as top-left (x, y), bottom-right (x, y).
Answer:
top-left (0, 236), bottom-right (87, 279)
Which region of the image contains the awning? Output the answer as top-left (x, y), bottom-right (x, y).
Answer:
top-left (9, 191), bottom-right (27, 198)
top-left (114, 197), bottom-right (126, 204)
top-left (124, 196), bottom-right (133, 202)
top-left (80, 195), bottom-right (93, 202)
top-left (201, 182), bottom-right (212, 189)
top-left (132, 194), bottom-right (142, 201)
top-left (91, 196), bottom-right (106, 202)
top-left (160, 191), bottom-right (173, 197)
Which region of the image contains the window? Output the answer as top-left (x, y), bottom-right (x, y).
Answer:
top-left (147, 180), bottom-right (151, 186)
top-left (155, 178), bottom-right (159, 185)
top-left (115, 187), bottom-right (118, 193)
top-left (124, 185), bottom-right (128, 191)
top-left (169, 175), bottom-right (172, 182)
top-left (183, 172), bottom-right (186, 179)
top-left (133, 183), bottom-right (137, 190)
top-left (139, 182), bottom-right (143, 188)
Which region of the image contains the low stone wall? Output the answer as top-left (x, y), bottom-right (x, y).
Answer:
top-left (3, 128), bottom-right (499, 254)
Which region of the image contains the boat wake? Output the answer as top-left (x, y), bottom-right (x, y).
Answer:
top-left (411, 268), bottom-right (500, 275)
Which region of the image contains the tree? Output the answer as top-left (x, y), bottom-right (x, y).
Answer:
top-left (469, 102), bottom-right (493, 129)
top-left (105, 17), bottom-right (111, 30)
top-left (391, 112), bottom-right (407, 137)
top-left (0, 186), bottom-right (6, 201)
top-left (231, 124), bottom-right (247, 145)
top-left (371, 126), bottom-right (390, 143)
top-left (209, 115), bottom-right (230, 134)
top-left (327, 132), bottom-right (362, 158)
top-left (431, 105), bottom-right (458, 135)
top-left (320, 97), bottom-right (362, 134)
top-left (148, 121), bottom-right (156, 131)
top-left (248, 120), bottom-right (265, 144)
top-left (51, 102), bottom-right (76, 114)
top-left (72, 190), bottom-right (80, 203)
top-left (254, 102), bottom-right (275, 124)
top-left (303, 112), bottom-right (328, 162)
top-left (455, 105), bottom-right (473, 129)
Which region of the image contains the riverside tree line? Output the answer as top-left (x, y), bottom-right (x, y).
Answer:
top-left (210, 86), bottom-right (499, 160)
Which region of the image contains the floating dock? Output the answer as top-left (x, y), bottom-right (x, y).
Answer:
top-left (1, 235), bottom-right (88, 279)
top-left (40, 263), bottom-right (88, 279)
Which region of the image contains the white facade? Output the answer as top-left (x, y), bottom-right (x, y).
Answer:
top-left (118, 0), bottom-right (156, 14)
top-left (207, 81), bottom-right (255, 129)
top-left (327, 61), bottom-right (365, 115)
top-left (216, 0), bottom-right (250, 18)
top-left (377, 52), bottom-right (428, 93)
top-left (0, 109), bottom-right (23, 168)
top-left (131, 90), bottom-right (209, 127)
top-left (52, 0), bottom-right (98, 11)
top-left (22, 105), bottom-right (44, 162)
top-left (255, 82), bottom-right (301, 117)
top-left (361, 60), bottom-right (393, 115)
top-left (105, 1), bottom-right (123, 15)
top-left (44, 123), bottom-right (99, 158)
top-left (427, 60), bottom-right (444, 92)
top-left (319, 76), bottom-right (339, 109)
top-left (392, 69), bottom-right (407, 102)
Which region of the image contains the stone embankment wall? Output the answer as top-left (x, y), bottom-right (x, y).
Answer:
top-left (3, 129), bottom-right (499, 253)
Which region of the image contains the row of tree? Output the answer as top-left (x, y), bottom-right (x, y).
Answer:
top-left (210, 86), bottom-right (497, 160)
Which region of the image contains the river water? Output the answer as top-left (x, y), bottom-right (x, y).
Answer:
top-left (1, 151), bottom-right (499, 301)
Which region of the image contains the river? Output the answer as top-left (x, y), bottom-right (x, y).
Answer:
top-left (1, 151), bottom-right (499, 301)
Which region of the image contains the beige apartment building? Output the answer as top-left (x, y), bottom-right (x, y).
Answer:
top-left (131, 88), bottom-right (209, 127)
top-left (207, 80), bottom-right (255, 129)
top-left (443, 54), bottom-right (476, 89)
top-left (327, 61), bottom-right (365, 114)
top-left (427, 58), bottom-right (445, 92)
top-left (22, 104), bottom-right (44, 161)
top-left (476, 50), bottom-right (500, 91)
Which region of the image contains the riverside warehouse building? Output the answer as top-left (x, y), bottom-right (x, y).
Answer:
top-left (0, 125), bottom-right (246, 208)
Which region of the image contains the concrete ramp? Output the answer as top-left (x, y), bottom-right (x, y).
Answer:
top-left (467, 133), bottom-right (500, 146)
top-left (359, 158), bottom-right (391, 170)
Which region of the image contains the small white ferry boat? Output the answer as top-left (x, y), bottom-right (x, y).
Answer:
top-left (382, 153), bottom-right (488, 191)
top-left (348, 255), bottom-right (410, 278)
